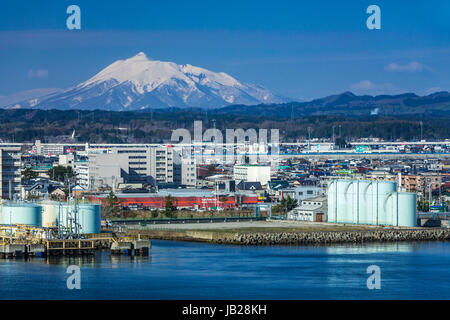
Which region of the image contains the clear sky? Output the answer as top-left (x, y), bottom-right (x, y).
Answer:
top-left (0, 0), bottom-right (449, 100)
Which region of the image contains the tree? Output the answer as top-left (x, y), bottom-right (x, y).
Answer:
top-left (22, 167), bottom-right (38, 180)
top-left (103, 191), bottom-right (121, 218)
top-left (164, 195), bottom-right (177, 218)
top-left (273, 196), bottom-right (298, 214)
top-left (48, 165), bottom-right (75, 182)
top-left (417, 199), bottom-right (429, 212)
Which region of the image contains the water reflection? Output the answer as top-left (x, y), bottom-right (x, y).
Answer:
top-left (11, 251), bottom-right (152, 268)
top-left (109, 254), bottom-right (151, 267)
top-left (326, 242), bottom-right (418, 255)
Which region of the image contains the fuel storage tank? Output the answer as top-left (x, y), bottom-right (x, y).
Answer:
top-left (327, 179), bottom-right (415, 227)
top-left (390, 192), bottom-right (417, 227)
top-left (371, 180), bottom-right (396, 226)
top-left (78, 203), bottom-right (101, 234)
top-left (1, 202), bottom-right (42, 227)
top-left (57, 203), bottom-right (101, 234)
top-left (41, 201), bottom-right (58, 228)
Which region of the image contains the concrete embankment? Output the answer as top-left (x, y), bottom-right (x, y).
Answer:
top-left (126, 228), bottom-right (450, 245)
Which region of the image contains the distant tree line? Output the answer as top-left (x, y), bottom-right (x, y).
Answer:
top-left (0, 109), bottom-right (448, 143)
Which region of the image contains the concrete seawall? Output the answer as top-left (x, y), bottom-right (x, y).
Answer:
top-left (127, 228), bottom-right (450, 245)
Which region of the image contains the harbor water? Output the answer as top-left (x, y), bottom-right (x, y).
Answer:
top-left (1, 240), bottom-right (450, 299)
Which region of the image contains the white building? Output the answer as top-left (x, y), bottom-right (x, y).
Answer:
top-left (34, 140), bottom-right (65, 156)
top-left (58, 154), bottom-right (75, 166)
top-left (178, 154), bottom-right (197, 187)
top-left (80, 144), bottom-right (196, 188)
top-left (309, 143), bottom-right (334, 152)
top-left (287, 196), bottom-right (328, 222)
top-left (233, 164), bottom-right (271, 185)
top-left (281, 186), bottom-right (324, 203)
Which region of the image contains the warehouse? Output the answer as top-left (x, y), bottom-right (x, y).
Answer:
top-left (88, 189), bottom-right (260, 210)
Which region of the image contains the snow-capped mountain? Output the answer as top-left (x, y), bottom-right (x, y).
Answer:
top-left (7, 52), bottom-right (287, 110)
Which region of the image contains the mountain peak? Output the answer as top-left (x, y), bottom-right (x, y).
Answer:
top-left (12, 53), bottom-right (287, 110)
top-left (130, 51), bottom-right (150, 61)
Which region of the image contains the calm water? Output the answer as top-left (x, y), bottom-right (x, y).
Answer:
top-left (1, 240), bottom-right (450, 299)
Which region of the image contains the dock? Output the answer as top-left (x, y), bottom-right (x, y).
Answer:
top-left (0, 225), bottom-right (151, 258)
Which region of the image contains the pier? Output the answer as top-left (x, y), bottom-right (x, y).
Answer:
top-left (0, 224), bottom-right (151, 258)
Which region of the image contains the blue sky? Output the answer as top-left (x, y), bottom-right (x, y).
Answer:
top-left (0, 0), bottom-right (449, 100)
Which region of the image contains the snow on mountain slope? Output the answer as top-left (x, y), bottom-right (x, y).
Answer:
top-left (7, 52), bottom-right (288, 110)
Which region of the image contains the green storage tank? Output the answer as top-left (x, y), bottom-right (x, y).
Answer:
top-left (78, 203), bottom-right (101, 234)
top-left (57, 203), bottom-right (101, 234)
top-left (1, 202), bottom-right (42, 227)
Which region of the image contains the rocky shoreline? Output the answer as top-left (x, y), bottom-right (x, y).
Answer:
top-left (212, 228), bottom-right (450, 245)
top-left (127, 228), bottom-right (450, 246)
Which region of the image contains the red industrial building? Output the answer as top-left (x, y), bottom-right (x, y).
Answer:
top-left (87, 190), bottom-right (260, 210)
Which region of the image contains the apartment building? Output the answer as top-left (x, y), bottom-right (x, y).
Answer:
top-left (401, 174), bottom-right (442, 193)
top-left (33, 140), bottom-right (65, 156)
top-left (76, 145), bottom-right (197, 189)
top-left (233, 164), bottom-right (271, 185)
top-left (149, 146), bottom-right (174, 184)
top-left (0, 146), bottom-right (21, 199)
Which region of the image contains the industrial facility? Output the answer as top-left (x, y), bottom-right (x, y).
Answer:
top-left (0, 200), bottom-right (101, 235)
top-left (327, 179), bottom-right (417, 227)
top-left (0, 199), bottom-right (151, 258)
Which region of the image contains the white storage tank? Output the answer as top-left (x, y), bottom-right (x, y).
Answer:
top-left (358, 180), bottom-right (372, 224)
top-left (327, 180), bottom-right (337, 223)
top-left (327, 179), bottom-right (416, 227)
top-left (373, 181), bottom-right (396, 226)
top-left (396, 192), bottom-right (417, 227)
top-left (41, 201), bottom-right (58, 228)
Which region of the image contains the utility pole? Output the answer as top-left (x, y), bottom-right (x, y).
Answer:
top-left (307, 126), bottom-right (312, 151)
top-left (215, 180), bottom-right (219, 212)
top-left (420, 121), bottom-right (423, 141)
top-left (429, 183), bottom-right (432, 206)
top-left (10, 208), bottom-right (12, 243)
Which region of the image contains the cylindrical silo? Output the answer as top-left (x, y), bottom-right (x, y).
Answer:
top-left (78, 203), bottom-right (101, 234)
top-left (41, 201), bottom-right (58, 228)
top-left (397, 192), bottom-right (417, 227)
top-left (327, 180), bottom-right (337, 223)
top-left (337, 180), bottom-right (353, 223)
top-left (342, 180), bottom-right (357, 224)
top-left (358, 180), bottom-right (372, 224)
top-left (376, 181), bottom-right (396, 225)
top-left (1, 202), bottom-right (42, 227)
top-left (57, 203), bottom-right (101, 234)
